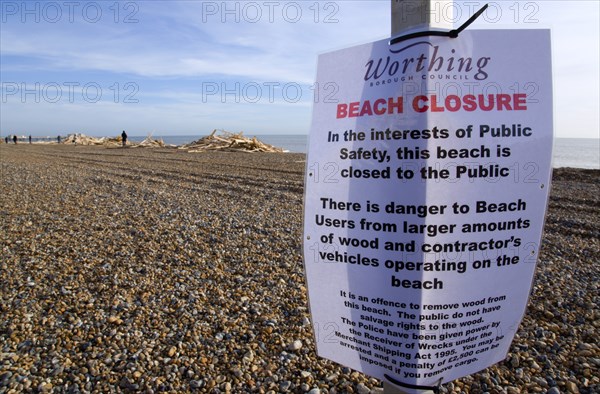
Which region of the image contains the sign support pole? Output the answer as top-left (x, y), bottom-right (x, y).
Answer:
top-left (385, 1), bottom-right (453, 393)
top-left (391, 0), bottom-right (453, 37)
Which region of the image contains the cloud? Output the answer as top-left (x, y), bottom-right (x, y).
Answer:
top-left (1, 1), bottom-right (386, 84)
top-left (1, 1), bottom-right (598, 137)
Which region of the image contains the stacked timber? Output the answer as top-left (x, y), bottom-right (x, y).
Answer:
top-left (62, 133), bottom-right (112, 146)
top-left (62, 133), bottom-right (168, 148)
top-left (181, 130), bottom-right (285, 153)
top-left (131, 135), bottom-right (168, 148)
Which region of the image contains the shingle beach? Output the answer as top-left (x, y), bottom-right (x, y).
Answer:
top-left (1, 145), bottom-right (598, 393)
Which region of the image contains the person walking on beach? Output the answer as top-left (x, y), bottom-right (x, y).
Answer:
top-left (121, 130), bottom-right (128, 147)
top-left (29, 135), bottom-right (32, 144)
top-left (4, 136), bottom-right (7, 144)
top-left (13, 135), bottom-right (17, 144)
top-left (57, 135), bottom-right (61, 144)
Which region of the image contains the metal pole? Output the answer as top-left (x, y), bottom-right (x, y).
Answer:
top-left (391, 0), bottom-right (453, 37)
top-left (385, 1), bottom-right (453, 393)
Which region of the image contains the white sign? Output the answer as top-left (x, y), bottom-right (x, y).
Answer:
top-left (303, 29), bottom-right (552, 388)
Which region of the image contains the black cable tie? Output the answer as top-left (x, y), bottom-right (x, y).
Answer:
top-left (390, 3), bottom-right (488, 45)
top-left (384, 374), bottom-right (443, 394)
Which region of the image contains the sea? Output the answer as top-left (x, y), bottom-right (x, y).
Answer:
top-left (130, 135), bottom-right (599, 170)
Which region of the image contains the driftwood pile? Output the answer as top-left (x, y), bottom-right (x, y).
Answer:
top-left (180, 130), bottom-right (285, 153)
top-left (61, 133), bottom-right (167, 148)
top-left (46, 131), bottom-right (285, 152)
top-left (62, 133), bottom-right (114, 146)
top-left (130, 135), bottom-right (167, 148)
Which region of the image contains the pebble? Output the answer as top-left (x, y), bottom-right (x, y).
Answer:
top-left (566, 381), bottom-right (580, 393)
top-left (280, 380), bottom-right (292, 391)
top-left (0, 147), bottom-right (598, 394)
top-left (356, 382), bottom-right (371, 394)
top-left (288, 339), bottom-right (303, 351)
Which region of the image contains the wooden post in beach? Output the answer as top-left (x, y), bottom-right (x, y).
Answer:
top-left (385, 2), bottom-right (453, 393)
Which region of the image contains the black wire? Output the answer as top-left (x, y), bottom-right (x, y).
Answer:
top-left (390, 3), bottom-right (489, 45)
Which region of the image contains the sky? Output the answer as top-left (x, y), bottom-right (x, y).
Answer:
top-left (1, 0), bottom-right (599, 138)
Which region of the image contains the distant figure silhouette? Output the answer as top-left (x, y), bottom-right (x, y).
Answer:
top-left (57, 135), bottom-right (61, 143)
top-left (29, 135), bottom-right (32, 144)
top-left (13, 135), bottom-right (17, 144)
top-left (121, 130), bottom-right (128, 147)
top-left (4, 136), bottom-right (7, 144)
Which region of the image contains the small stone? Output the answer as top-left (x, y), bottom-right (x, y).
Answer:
top-left (565, 381), bottom-right (579, 394)
top-left (167, 346), bottom-right (177, 357)
top-left (577, 342), bottom-right (592, 350)
top-left (326, 373), bottom-right (338, 382)
top-left (288, 340), bottom-right (302, 351)
top-left (356, 383), bottom-right (370, 394)
top-left (0, 372), bottom-right (13, 387)
top-left (190, 380), bottom-right (203, 389)
top-left (232, 367), bottom-right (243, 378)
top-left (52, 365), bottom-right (64, 376)
top-left (243, 350), bottom-right (254, 363)
top-left (511, 356), bottom-right (520, 368)
top-left (300, 370), bottom-right (312, 379)
top-left (308, 388), bottom-right (320, 394)
top-left (547, 388), bottom-right (561, 394)
top-left (107, 316), bottom-right (122, 325)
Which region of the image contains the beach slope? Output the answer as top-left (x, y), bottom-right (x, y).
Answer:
top-left (1, 145), bottom-right (598, 393)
